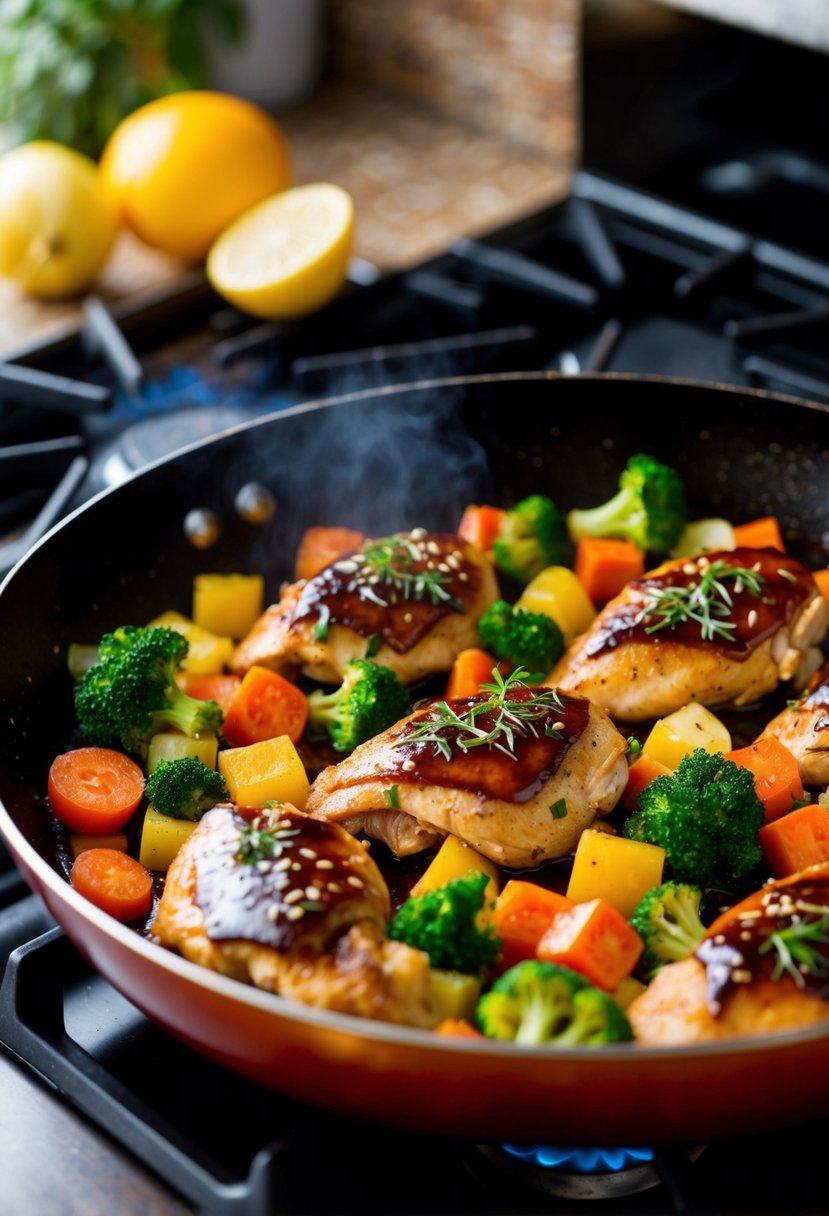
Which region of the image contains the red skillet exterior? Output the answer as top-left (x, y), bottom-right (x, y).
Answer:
top-left (1, 373), bottom-right (829, 1143)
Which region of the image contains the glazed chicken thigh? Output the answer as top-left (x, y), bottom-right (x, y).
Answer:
top-left (306, 684), bottom-right (629, 868)
top-left (760, 657), bottom-right (829, 786)
top-left (550, 548), bottom-right (829, 721)
top-left (232, 529), bottom-right (499, 685)
top-left (152, 804), bottom-right (435, 1027)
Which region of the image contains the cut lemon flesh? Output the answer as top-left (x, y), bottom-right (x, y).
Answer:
top-left (206, 182), bottom-right (354, 320)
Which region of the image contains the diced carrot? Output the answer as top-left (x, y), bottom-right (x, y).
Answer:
top-left (176, 672), bottom-right (242, 712)
top-left (70, 849), bottom-right (153, 922)
top-left (574, 537), bottom-right (645, 604)
top-left (759, 803), bottom-right (829, 877)
top-left (536, 898), bottom-right (644, 991)
top-left (732, 516), bottom-right (785, 552)
top-left (457, 504), bottom-right (506, 552)
top-left (222, 666), bottom-right (308, 747)
top-left (813, 569), bottom-right (829, 603)
top-left (294, 526), bottom-right (364, 581)
top-left (491, 880), bottom-right (575, 973)
top-left (725, 736), bottom-right (804, 822)
top-left (434, 1018), bottom-right (483, 1038)
top-left (621, 754), bottom-right (671, 812)
top-left (445, 648), bottom-right (498, 700)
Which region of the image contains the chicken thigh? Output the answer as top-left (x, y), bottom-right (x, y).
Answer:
top-left (152, 803), bottom-right (435, 1027)
top-left (306, 683), bottom-right (629, 868)
top-left (550, 548), bottom-right (828, 721)
top-left (233, 529), bottom-right (499, 685)
top-left (760, 658), bottom-right (829, 786)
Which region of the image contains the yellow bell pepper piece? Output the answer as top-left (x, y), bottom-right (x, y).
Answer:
top-left (566, 828), bottom-right (665, 918)
top-left (193, 573), bottom-right (265, 640)
top-left (139, 806), bottom-right (198, 872)
top-left (643, 702), bottom-right (732, 771)
top-left (147, 730), bottom-right (219, 773)
top-left (149, 610), bottom-right (233, 676)
top-left (611, 975), bottom-right (647, 1011)
top-left (219, 735), bottom-right (309, 809)
top-left (429, 969), bottom-right (482, 1022)
top-left (410, 834), bottom-right (500, 919)
top-left (516, 565), bottom-right (596, 642)
top-left (69, 833), bottom-right (128, 861)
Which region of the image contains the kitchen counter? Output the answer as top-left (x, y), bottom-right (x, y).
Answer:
top-left (0, 81), bottom-right (571, 360)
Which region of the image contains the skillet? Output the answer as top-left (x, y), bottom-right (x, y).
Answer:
top-left (1, 371), bottom-right (829, 1146)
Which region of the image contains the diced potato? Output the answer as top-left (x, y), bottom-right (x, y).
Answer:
top-left (566, 829), bottom-right (665, 918)
top-left (147, 730), bottom-right (219, 773)
top-left (149, 610), bottom-right (234, 675)
top-left (192, 573), bottom-right (265, 640)
top-left (672, 518), bottom-right (736, 557)
top-left (429, 969), bottom-right (482, 1023)
top-left (516, 565), bottom-right (596, 643)
top-left (139, 805), bottom-right (198, 872)
top-left (643, 702), bottom-right (732, 771)
top-left (410, 834), bottom-right (500, 919)
top-left (611, 975), bottom-right (646, 1011)
top-left (219, 735), bottom-right (310, 808)
top-left (69, 833), bottom-right (128, 861)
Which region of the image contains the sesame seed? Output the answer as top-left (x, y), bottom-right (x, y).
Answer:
top-left (305, 886), bottom-right (321, 900)
top-left (747, 609), bottom-right (758, 628)
top-left (403, 612), bottom-right (413, 623)
top-left (698, 556), bottom-right (710, 569)
top-left (739, 931), bottom-right (752, 941)
top-left (334, 559), bottom-right (359, 573)
top-left (284, 889), bottom-right (304, 904)
top-left (427, 541), bottom-right (440, 555)
top-left (316, 859), bottom-right (334, 870)
top-left (286, 906), bottom-right (305, 921)
top-left (291, 862), bottom-right (302, 871)
top-left (411, 528), bottom-right (427, 540)
top-left (738, 910), bottom-right (762, 920)
top-left (682, 563), bottom-right (697, 575)
top-left (266, 905), bottom-right (280, 922)
top-left (346, 875), bottom-right (364, 889)
top-left (327, 882), bottom-right (342, 893)
top-left (732, 969), bottom-right (752, 983)
top-left (274, 874), bottom-right (290, 891)
top-left (278, 818), bottom-right (293, 829)
top-left (402, 758), bottom-right (416, 772)
top-left (778, 567), bottom-right (797, 583)
top-left (437, 563), bottom-right (450, 573)
top-left (733, 578), bottom-right (744, 595)
top-left (274, 857), bottom-right (291, 872)
top-left (299, 847), bottom-right (317, 860)
top-left (458, 572), bottom-right (468, 582)
top-left (714, 934), bottom-right (726, 945)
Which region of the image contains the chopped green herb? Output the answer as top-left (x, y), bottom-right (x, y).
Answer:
top-left (787, 699), bottom-right (802, 711)
top-left (636, 559), bottom-right (765, 644)
top-left (313, 604), bottom-right (331, 641)
top-left (359, 533), bottom-right (463, 610)
top-left (626, 736), bottom-right (642, 760)
top-left (235, 821), bottom-right (281, 865)
top-left (383, 785), bottom-right (401, 810)
top-left (550, 798), bottom-right (568, 819)
top-left (759, 913), bottom-right (829, 988)
top-left (365, 632), bottom-right (381, 658)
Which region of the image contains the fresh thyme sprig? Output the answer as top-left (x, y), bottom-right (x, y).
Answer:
top-left (758, 913), bottom-right (829, 988)
top-left (357, 533), bottom-right (463, 610)
top-left (636, 559), bottom-right (766, 643)
top-left (394, 667), bottom-right (565, 762)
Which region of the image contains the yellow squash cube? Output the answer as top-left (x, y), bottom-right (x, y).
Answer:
top-left (149, 610), bottom-right (233, 675)
top-left (429, 969), bottom-right (482, 1022)
top-left (193, 573), bottom-right (265, 640)
top-left (139, 806), bottom-right (198, 872)
top-left (410, 833), bottom-right (500, 917)
top-left (147, 730), bottom-right (219, 773)
top-left (219, 735), bottom-right (309, 809)
top-left (643, 702), bottom-right (732, 771)
top-left (566, 829), bottom-right (665, 918)
top-left (611, 975), bottom-right (646, 1011)
top-left (516, 565), bottom-right (596, 643)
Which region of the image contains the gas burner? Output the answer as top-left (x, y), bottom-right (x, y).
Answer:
top-left (87, 404), bottom-right (254, 494)
top-left (475, 1143), bottom-right (706, 1201)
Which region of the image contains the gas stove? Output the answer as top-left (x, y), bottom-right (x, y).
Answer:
top-left (3, 3), bottom-right (829, 1213)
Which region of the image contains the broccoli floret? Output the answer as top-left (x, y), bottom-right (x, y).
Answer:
top-left (623, 748), bottom-right (764, 890)
top-left (475, 960), bottom-right (633, 1046)
top-left (388, 871), bottom-right (501, 975)
top-left (493, 495), bottom-right (569, 583)
top-left (567, 453), bottom-right (686, 553)
top-left (477, 600), bottom-right (564, 678)
top-left (307, 659), bottom-right (409, 753)
top-left (144, 757), bottom-right (228, 821)
top-left (629, 881), bottom-right (706, 978)
top-left (75, 625), bottom-right (223, 758)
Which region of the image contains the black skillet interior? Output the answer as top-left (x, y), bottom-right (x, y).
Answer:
top-left (1, 371), bottom-right (828, 866)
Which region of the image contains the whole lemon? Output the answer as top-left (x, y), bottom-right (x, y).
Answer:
top-left (0, 142), bottom-right (119, 299)
top-left (100, 91), bottom-right (291, 263)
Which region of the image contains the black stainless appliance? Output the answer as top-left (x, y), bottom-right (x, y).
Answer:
top-left (3, 3), bottom-right (829, 1212)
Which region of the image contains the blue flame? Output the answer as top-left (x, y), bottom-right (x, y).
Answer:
top-left (502, 1144), bottom-right (654, 1173)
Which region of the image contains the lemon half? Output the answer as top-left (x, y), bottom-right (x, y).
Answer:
top-left (206, 182), bottom-right (354, 320)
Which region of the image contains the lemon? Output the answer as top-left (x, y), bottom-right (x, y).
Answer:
top-left (206, 183), bottom-right (354, 320)
top-left (0, 142), bottom-right (119, 299)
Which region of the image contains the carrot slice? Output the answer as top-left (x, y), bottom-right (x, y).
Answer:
top-left (48, 748), bottom-right (145, 835)
top-left (759, 803), bottom-right (829, 877)
top-left (536, 898), bottom-right (644, 991)
top-left (176, 671), bottom-right (242, 712)
top-left (491, 880), bottom-right (575, 973)
top-left (457, 504), bottom-right (506, 553)
top-left (294, 526), bottom-right (364, 582)
top-left (574, 537), bottom-right (645, 604)
top-left (732, 516), bottom-right (785, 552)
top-left (222, 665), bottom-right (308, 747)
top-left (70, 848), bottom-right (153, 921)
top-left (621, 754), bottom-right (671, 812)
top-left (813, 569), bottom-right (829, 602)
top-left (725, 736), bottom-right (804, 822)
top-left (445, 648), bottom-right (498, 700)
top-left (434, 1018), bottom-right (483, 1038)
